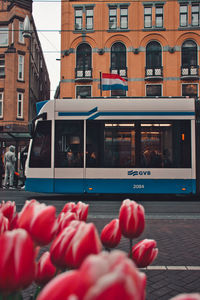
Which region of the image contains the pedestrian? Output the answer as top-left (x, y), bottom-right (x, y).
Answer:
top-left (0, 151), bottom-right (4, 188)
top-left (3, 145), bottom-right (16, 189)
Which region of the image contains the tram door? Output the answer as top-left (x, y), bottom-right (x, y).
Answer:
top-left (54, 120), bottom-right (85, 193)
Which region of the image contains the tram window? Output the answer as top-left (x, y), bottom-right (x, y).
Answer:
top-left (139, 120), bottom-right (191, 168)
top-left (29, 120), bottom-right (51, 168)
top-left (86, 120), bottom-right (136, 168)
top-left (55, 120), bottom-right (83, 168)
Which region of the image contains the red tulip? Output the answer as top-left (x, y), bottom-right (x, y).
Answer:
top-left (56, 211), bottom-right (77, 234)
top-left (169, 294), bottom-right (200, 300)
top-left (64, 222), bottom-right (102, 269)
top-left (61, 202), bottom-right (76, 213)
top-left (50, 226), bottom-right (77, 269)
top-left (100, 219), bottom-right (121, 249)
top-left (37, 270), bottom-right (90, 300)
top-left (0, 212), bottom-right (9, 234)
top-left (50, 221), bottom-right (102, 270)
top-left (119, 199), bottom-right (145, 239)
top-left (35, 251), bottom-right (56, 286)
top-left (0, 229), bottom-right (35, 294)
top-left (81, 250), bottom-right (146, 300)
top-left (17, 199), bottom-right (56, 246)
top-left (131, 239), bottom-right (158, 268)
top-left (72, 201), bottom-right (89, 221)
top-left (0, 200), bottom-right (16, 222)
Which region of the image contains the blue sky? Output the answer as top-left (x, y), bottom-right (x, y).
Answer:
top-left (33, 0), bottom-right (61, 98)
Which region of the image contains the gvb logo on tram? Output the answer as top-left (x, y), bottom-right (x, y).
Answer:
top-left (128, 170), bottom-right (151, 176)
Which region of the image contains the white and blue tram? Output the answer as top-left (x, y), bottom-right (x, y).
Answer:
top-left (25, 97), bottom-right (199, 195)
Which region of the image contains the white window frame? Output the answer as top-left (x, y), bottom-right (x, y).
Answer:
top-left (0, 27), bottom-right (8, 46)
top-left (0, 92), bottom-right (3, 118)
top-left (17, 92), bottom-right (23, 118)
top-left (19, 21), bottom-right (24, 43)
top-left (18, 55), bottom-right (24, 81)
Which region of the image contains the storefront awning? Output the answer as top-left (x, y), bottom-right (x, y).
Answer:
top-left (0, 132), bottom-right (31, 140)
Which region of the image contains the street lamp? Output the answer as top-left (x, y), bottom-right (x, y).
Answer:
top-left (23, 15), bottom-right (32, 38)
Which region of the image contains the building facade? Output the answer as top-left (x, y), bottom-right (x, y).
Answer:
top-left (0, 0), bottom-right (50, 160)
top-left (60, 0), bottom-right (200, 99)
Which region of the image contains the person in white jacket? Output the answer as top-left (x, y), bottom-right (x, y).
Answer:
top-left (3, 145), bottom-right (16, 189)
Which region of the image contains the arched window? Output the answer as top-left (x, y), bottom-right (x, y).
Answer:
top-left (111, 42), bottom-right (126, 76)
top-left (182, 40), bottom-right (197, 67)
top-left (146, 41), bottom-right (162, 67)
top-left (76, 43), bottom-right (91, 70)
top-left (76, 43), bottom-right (92, 78)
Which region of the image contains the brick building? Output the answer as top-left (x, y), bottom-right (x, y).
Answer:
top-left (0, 0), bottom-right (50, 159)
top-left (60, 0), bottom-right (200, 99)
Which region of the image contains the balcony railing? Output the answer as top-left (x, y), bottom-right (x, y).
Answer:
top-left (181, 65), bottom-right (199, 79)
top-left (75, 68), bottom-right (93, 81)
top-left (110, 67), bottom-right (127, 78)
top-left (145, 66), bottom-right (163, 80)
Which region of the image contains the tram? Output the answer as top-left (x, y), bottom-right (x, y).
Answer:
top-left (25, 97), bottom-right (200, 195)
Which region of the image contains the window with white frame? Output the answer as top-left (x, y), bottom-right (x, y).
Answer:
top-left (109, 5), bottom-right (129, 30)
top-left (144, 6), bottom-right (152, 28)
top-left (18, 55), bottom-right (24, 81)
top-left (17, 93), bottom-right (23, 118)
top-left (109, 7), bottom-right (117, 29)
top-left (19, 21), bottom-right (24, 43)
top-left (0, 93), bottom-right (3, 118)
top-left (191, 4), bottom-right (199, 26)
top-left (0, 27), bottom-right (8, 46)
top-left (86, 8), bottom-right (93, 30)
top-left (120, 7), bottom-right (128, 29)
top-left (155, 6), bottom-right (163, 28)
top-left (0, 57), bottom-right (5, 77)
top-left (180, 4), bottom-right (188, 27)
top-left (75, 8), bottom-right (83, 30)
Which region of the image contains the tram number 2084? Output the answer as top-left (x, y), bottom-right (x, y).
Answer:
top-left (133, 184), bottom-right (145, 189)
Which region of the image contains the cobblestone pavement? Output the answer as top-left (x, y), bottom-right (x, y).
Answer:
top-left (2, 193), bottom-right (200, 300)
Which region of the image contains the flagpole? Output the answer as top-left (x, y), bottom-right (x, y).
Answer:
top-left (100, 72), bottom-right (102, 97)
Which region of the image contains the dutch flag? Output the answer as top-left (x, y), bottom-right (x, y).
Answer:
top-left (102, 73), bottom-right (128, 91)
